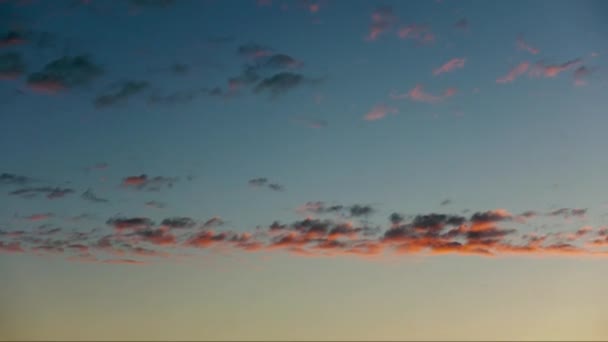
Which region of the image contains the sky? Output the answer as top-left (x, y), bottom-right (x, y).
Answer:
top-left (1, 0), bottom-right (608, 340)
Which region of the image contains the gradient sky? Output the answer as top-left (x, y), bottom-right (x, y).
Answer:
top-left (1, 0), bottom-right (608, 340)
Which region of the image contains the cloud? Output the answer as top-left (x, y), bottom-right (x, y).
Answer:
top-left (133, 228), bottom-right (176, 246)
top-left (531, 58), bottom-right (582, 78)
top-left (161, 217), bottom-right (196, 229)
top-left (0, 52), bottom-right (26, 80)
top-left (27, 55), bottom-right (103, 92)
top-left (433, 58), bottom-right (466, 76)
top-left (401, 85), bottom-right (456, 103)
top-left (573, 66), bottom-right (595, 86)
top-left (81, 189), bottom-right (109, 203)
top-left (121, 174), bottom-right (177, 191)
top-left (397, 24), bottom-right (434, 43)
top-left (248, 177), bottom-right (285, 191)
top-left (237, 44), bottom-right (273, 59)
top-left (0, 173), bottom-right (34, 186)
top-left (203, 216), bottom-right (224, 228)
top-left (0, 241), bottom-right (24, 254)
top-left (0, 30), bottom-right (27, 48)
top-left (145, 201), bottom-right (166, 209)
top-left (24, 213), bottom-right (54, 221)
top-left (248, 177), bottom-right (268, 187)
top-left (516, 35), bottom-right (539, 55)
top-left (262, 54), bottom-right (302, 69)
top-left (349, 205), bottom-right (374, 217)
top-left (496, 61), bottom-right (529, 83)
top-left (297, 202), bottom-right (375, 218)
top-left (364, 104), bottom-right (398, 121)
top-left (106, 217), bottom-right (153, 231)
top-left (94, 81), bottom-right (149, 108)
top-left (548, 208), bottom-right (587, 218)
top-left (9, 187), bottom-right (75, 199)
top-left (253, 72), bottom-right (306, 97)
top-left (366, 6), bottom-right (397, 41)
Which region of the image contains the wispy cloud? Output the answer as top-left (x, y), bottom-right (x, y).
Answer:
top-left (94, 81), bottom-right (149, 108)
top-left (496, 61), bottom-right (529, 83)
top-left (121, 174), bottom-right (177, 191)
top-left (530, 58), bottom-right (581, 78)
top-left (516, 35), bottom-right (539, 55)
top-left (364, 104), bottom-right (398, 121)
top-left (27, 55), bottom-right (103, 92)
top-left (394, 85), bottom-right (456, 103)
top-left (9, 187), bottom-right (75, 199)
top-left (433, 58), bottom-right (466, 76)
top-left (248, 177), bottom-right (284, 192)
top-left (366, 6), bottom-right (396, 41)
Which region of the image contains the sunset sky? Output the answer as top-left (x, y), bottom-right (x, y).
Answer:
top-left (2, 0), bottom-right (608, 340)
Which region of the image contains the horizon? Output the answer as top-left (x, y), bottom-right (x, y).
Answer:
top-left (1, 0), bottom-right (608, 340)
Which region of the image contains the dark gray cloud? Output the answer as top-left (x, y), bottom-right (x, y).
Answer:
top-left (9, 187), bottom-right (75, 199)
top-left (237, 44), bottom-right (272, 58)
top-left (0, 30), bottom-right (26, 48)
top-left (94, 81), bottom-right (149, 108)
top-left (0, 173), bottom-right (33, 186)
top-left (106, 217), bottom-right (153, 231)
top-left (440, 199), bottom-right (452, 206)
top-left (268, 183), bottom-right (284, 192)
top-left (349, 204), bottom-right (374, 217)
top-left (389, 213), bottom-right (405, 225)
top-left (145, 200), bottom-right (166, 209)
top-left (262, 54), bottom-right (301, 69)
top-left (253, 72), bottom-right (305, 96)
top-left (248, 177), bottom-right (268, 187)
top-left (548, 208), bottom-right (587, 218)
top-left (202, 216), bottom-right (224, 228)
top-left (470, 210), bottom-right (512, 223)
top-left (0, 52), bottom-right (26, 79)
top-left (248, 178), bottom-right (284, 192)
top-left (81, 189), bottom-right (108, 203)
top-left (161, 217), bottom-right (196, 229)
top-left (27, 55), bottom-right (103, 89)
top-left (299, 202), bottom-right (374, 218)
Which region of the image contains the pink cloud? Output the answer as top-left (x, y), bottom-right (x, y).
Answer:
top-left (433, 58), bottom-right (466, 75)
top-left (496, 61), bottom-right (530, 83)
top-left (516, 36), bottom-right (540, 55)
top-left (364, 104), bottom-right (398, 121)
top-left (27, 80), bottom-right (65, 94)
top-left (366, 7), bottom-right (396, 41)
top-left (531, 58), bottom-right (582, 78)
top-left (400, 85), bottom-right (457, 103)
top-left (397, 24), bottom-right (434, 44)
top-left (24, 213), bottom-right (53, 221)
top-left (0, 241), bottom-right (24, 254)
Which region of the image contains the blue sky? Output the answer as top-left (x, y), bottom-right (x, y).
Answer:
top-left (1, 0), bottom-right (608, 340)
